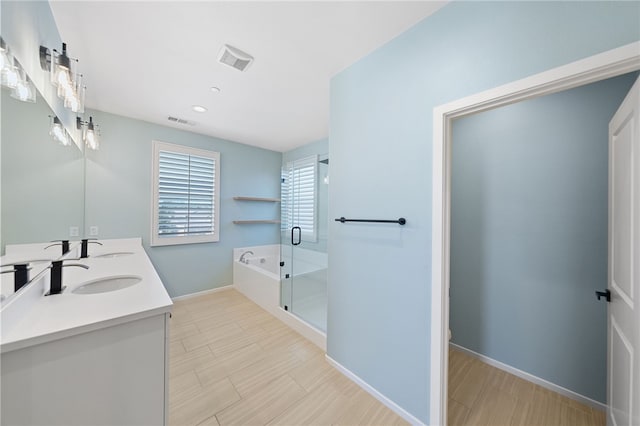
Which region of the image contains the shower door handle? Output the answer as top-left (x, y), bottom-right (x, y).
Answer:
top-left (291, 227), bottom-right (301, 246)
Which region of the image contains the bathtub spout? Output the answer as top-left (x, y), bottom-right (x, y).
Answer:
top-left (239, 250), bottom-right (254, 264)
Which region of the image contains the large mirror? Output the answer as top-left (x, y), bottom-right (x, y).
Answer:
top-left (0, 85), bottom-right (85, 299)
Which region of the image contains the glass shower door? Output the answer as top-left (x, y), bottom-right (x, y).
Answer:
top-left (280, 154), bottom-right (328, 332)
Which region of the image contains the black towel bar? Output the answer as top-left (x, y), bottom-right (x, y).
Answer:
top-left (335, 217), bottom-right (406, 225)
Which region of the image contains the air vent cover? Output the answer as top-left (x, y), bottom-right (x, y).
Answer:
top-left (218, 44), bottom-right (253, 72)
top-left (167, 116), bottom-right (196, 126)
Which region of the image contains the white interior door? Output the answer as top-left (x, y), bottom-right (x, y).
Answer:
top-left (607, 75), bottom-right (640, 426)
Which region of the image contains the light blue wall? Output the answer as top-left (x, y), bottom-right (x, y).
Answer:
top-left (451, 73), bottom-right (637, 404)
top-left (282, 138), bottom-right (328, 164)
top-left (84, 109), bottom-right (282, 298)
top-left (329, 1), bottom-right (640, 422)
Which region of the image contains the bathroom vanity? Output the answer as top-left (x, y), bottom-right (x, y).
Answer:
top-left (0, 238), bottom-right (172, 425)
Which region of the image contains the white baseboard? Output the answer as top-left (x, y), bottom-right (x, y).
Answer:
top-left (171, 285), bottom-right (233, 301)
top-left (325, 355), bottom-right (425, 426)
top-left (273, 307), bottom-right (326, 350)
top-left (449, 343), bottom-right (606, 411)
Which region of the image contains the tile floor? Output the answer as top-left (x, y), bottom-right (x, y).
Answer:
top-left (169, 288), bottom-right (406, 425)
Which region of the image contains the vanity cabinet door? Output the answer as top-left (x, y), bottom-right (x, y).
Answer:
top-left (1, 314), bottom-right (168, 425)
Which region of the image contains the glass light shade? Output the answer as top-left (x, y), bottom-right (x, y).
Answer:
top-left (11, 77), bottom-right (36, 103)
top-left (53, 64), bottom-right (72, 88)
top-left (50, 117), bottom-right (71, 146)
top-left (56, 74), bottom-right (74, 99)
top-left (0, 48), bottom-right (11, 72)
top-left (84, 118), bottom-right (99, 150)
top-left (51, 45), bottom-right (75, 106)
top-left (1, 63), bottom-right (19, 88)
top-left (84, 128), bottom-right (99, 150)
top-left (64, 74), bottom-right (84, 113)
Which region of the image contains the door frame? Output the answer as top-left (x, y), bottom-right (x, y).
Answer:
top-left (429, 41), bottom-right (640, 426)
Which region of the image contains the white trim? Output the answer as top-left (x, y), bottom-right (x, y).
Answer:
top-left (430, 41), bottom-right (640, 426)
top-left (450, 343), bottom-right (607, 412)
top-left (151, 140), bottom-right (221, 247)
top-left (325, 355), bottom-right (425, 426)
top-left (273, 307), bottom-right (326, 350)
top-left (171, 285), bottom-right (233, 302)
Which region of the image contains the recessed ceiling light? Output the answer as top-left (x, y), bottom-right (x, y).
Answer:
top-left (210, 86), bottom-right (221, 93)
top-left (192, 105), bottom-right (207, 113)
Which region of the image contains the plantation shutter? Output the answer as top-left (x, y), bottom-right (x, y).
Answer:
top-left (152, 141), bottom-right (220, 246)
top-left (281, 155), bottom-right (317, 241)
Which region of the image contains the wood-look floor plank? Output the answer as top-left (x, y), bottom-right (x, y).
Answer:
top-left (216, 374), bottom-right (307, 425)
top-left (288, 352), bottom-right (338, 392)
top-left (169, 289), bottom-right (407, 426)
top-left (448, 347), bottom-right (606, 426)
top-left (181, 322), bottom-right (244, 352)
top-left (227, 349), bottom-right (304, 397)
top-left (170, 345), bottom-right (216, 378)
top-left (447, 399), bottom-right (470, 426)
top-left (196, 415), bottom-right (220, 426)
top-left (169, 377), bottom-right (240, 426)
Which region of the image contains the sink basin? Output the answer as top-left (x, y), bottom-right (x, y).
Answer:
top-left (72, 276), bottom-right (142, 295)
top-left (92, 252), bottom-right (134, 259)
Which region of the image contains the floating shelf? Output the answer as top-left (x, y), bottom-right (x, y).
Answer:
top-left (233, 196), bottom-right (281, 202)
top-left (232, 220), bottom-right (281, 225)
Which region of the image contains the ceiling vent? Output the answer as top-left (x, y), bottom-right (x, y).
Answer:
top-left (218, 44), bottom-right (253, 72)
top-left (167, 116), bottom-right (196, 126)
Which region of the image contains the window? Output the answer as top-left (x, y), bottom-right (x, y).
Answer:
top-left (151, 140), bottom-right (220, 246)
top-left (281, 155), bottom-right (317, 242)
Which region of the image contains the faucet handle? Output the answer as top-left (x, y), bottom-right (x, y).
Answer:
top-left (1, 263), bottom-right (33, 292)
top-left (49, 259), bottom-right (89, 269)
top-left (80, 239), bottom-right (103, 258)
top-left (45, 240), bottom-right (71, 255)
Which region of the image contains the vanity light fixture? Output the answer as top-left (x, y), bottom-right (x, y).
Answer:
top-left (77, 116), bottom-right (100, 150)
top-left (49, 116), bottom-right (72, 146)
top-left (192, 105), bottom-right (207, 113)
top-left (39, 42), bottom-right (85, 113)
top-left (0, 38), bottom-right (36, 103)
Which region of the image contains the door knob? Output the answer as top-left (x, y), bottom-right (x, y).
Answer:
top-left (595, 289), bottom-right (611, 302)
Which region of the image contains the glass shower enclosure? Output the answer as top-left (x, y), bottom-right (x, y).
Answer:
top-left (280, 154), bottom-right (328, 332)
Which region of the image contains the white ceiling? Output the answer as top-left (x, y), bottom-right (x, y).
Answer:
top-left (49, 1), bottom-right (447, 152)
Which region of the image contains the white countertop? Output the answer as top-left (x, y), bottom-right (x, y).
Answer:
top-left (0, 238), bottom-right (173, 353)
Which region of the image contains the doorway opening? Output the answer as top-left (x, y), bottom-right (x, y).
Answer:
top-left (429, 42), bottom-right (640, 426)
top-left (446, 72), bottom-right (637, 425)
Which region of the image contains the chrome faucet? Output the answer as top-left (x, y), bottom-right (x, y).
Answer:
top-left (239, 250), bottom-right (254, 264)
